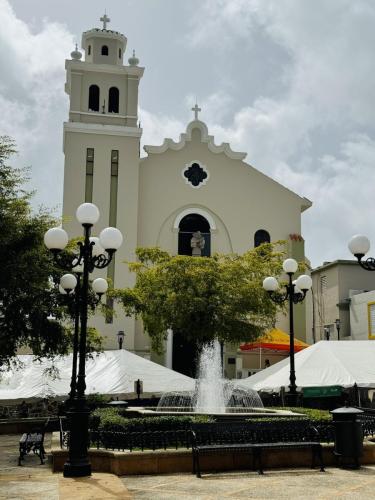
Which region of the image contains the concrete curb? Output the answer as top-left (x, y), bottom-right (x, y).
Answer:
top-left (51, 432), bottom-right (375, 476)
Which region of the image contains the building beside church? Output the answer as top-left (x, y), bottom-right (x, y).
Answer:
top-left (62, 16), bottom-right (312, 376)
top-left (308, 260), bottom-right (375, 343)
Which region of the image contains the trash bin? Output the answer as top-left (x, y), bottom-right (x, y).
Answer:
top-left (330, 406), bottom-right (363, 468)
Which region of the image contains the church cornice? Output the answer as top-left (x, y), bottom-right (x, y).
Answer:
top-left (143, 120), bottom-right (247, 161)
top-left (65, 60), bottom-right (144, 78)
top-left (63, 122), bottom-right (142, 149)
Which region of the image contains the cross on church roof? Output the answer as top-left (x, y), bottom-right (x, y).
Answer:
top-left (192, 103), bottom-right (201, 121)
top-left (100, 13), bottom-right (110, 30)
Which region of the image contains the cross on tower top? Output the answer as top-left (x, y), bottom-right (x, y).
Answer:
top-left (100, 13), bottom-right (111, 30)
top-left (192, 103), bottom-right (201, 121)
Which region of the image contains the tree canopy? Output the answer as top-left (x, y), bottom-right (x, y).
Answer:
top-left (113, 245), bottom-right (285, 353)
top-left (0, 136), bottom-right (102, 366)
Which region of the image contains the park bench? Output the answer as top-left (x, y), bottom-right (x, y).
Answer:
top-left (18, 419), bottom-right (49, 466)
top-left (191, 421), bottom-right (325, 477)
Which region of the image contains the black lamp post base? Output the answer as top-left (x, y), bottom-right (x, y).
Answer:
top-left (63, 460), bottom-right (91, 477)
top-left (285, 392), bottom-right (299, 407)
top-left (64, 402), bottom-right (91, 477)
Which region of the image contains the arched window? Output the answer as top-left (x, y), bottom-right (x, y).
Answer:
top-left (88, 84), bottom-right (100, 112)
top-left (119, 48), bottom-right (122, 58)
top-left (101, 45), bottom-right (109, 55)
top-left (254, 229), bottom-right (271, 247)
top-left (108, 87), bottom-right (119, 113)
top-left (178, 213), bottom-right (211, 257)
top-left (88, 45), bottom-right (91, 55)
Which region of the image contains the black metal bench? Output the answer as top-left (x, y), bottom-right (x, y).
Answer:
top-left (18, 419), bottom-right (49, 466)
top-left (191, 421), bottom-right (325, 477)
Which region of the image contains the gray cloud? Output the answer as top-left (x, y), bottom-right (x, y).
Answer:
top-left (1, 0), bottom-right (375, 268)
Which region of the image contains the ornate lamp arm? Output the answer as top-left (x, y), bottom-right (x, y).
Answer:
top-left (292, 289), bottom-right (307, 304)
top-left (91, 250), bottom-right (115, 270)
top-left (268, 286), bottom-right (307, 305)
top-left (51, 250), bottom-right (80, 271)
top-left (267, 288), bottom-right (289, 305)
top-left (355, 255), bottom-right (375, 272)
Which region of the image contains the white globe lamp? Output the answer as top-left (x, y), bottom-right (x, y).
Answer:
top-left (76, 203), bottom-right (100, 226)
top-left (283, 258), bottom-right (298, 274)
top-left (92, 278), bottom-right (108, 295)
top-left (44, 227), bottom-right (68, 251)
top-left (263, 277), bottom-right (279, 292)
top-left (348, 235), bottom-right (370, 257)
top-left (60, 273), bottom-right (77, 292)
top-left (295, 274), bottom-right (312, 291)
top-left (99, 227), bottom-right (123, 251)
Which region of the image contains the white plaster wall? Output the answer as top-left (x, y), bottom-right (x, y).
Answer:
top-left (62, 129), bottom-right (140, 350)
top-left (138, 125), bottom-right (305, 253)
top-left (350, 290), bottom-right (375, 340)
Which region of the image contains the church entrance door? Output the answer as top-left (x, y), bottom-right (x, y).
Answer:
top-left (172, 213), bottom-right (211, 376)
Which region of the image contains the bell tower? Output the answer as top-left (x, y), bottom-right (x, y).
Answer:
top-left (62, 14), bottom-right (144, 349)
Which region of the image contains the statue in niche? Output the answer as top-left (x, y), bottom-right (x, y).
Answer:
top-left (191, 231), bottom-right (205, 256)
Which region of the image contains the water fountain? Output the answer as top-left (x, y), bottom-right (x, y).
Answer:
top-left (157, 340), bottom-right (265, 414)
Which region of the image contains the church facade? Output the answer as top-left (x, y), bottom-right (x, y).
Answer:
top-left (62, 17), bottom-right (312, 377)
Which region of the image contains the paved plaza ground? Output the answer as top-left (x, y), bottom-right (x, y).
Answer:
top-left (2, 434), bottom-right (375, 499)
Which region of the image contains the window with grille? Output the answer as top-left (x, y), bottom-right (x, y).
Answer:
top-left (320, 275), bottom-right (328, 293)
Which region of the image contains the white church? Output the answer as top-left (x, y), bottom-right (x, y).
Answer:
top-left (62, 15), bottom-right (312, 377)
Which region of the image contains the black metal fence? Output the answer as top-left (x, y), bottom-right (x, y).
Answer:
top-left (84, 420), bottom-right (336, 453)
top-left (90, 429), bottom-right (191, 451)
top-left (60, 415), bottom-right (375, 453)
top-left (357, 412), bottom-right (375, 438)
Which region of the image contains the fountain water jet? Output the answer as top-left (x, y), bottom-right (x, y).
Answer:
top-left (157, 340), bottom-right (264, 413)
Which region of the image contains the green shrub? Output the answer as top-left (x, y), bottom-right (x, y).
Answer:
top-left (86, 393), bottom-right (108, 409)
top-left (277, 407), bottom-right (332, 421)
top-left (90, 408), bottom-right (214, 432)
top-left (247, 407), bottom-right (332, 423)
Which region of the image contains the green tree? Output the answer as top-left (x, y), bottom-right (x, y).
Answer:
top-left (0, 136), bottom-right (102, 366)
top-left (113, 245), bottom-right (285, 353)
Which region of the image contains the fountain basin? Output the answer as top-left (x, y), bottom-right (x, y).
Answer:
top-left (125, 406), bottom-right (303, 420)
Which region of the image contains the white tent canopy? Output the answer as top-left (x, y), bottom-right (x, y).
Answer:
top-left (0, 350), bottom-right (195, 401)
top-left (237, 341), bottom-right (375, 393)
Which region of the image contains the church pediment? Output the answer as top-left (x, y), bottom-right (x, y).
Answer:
top-left (144, 119), bottom-right (247, 161)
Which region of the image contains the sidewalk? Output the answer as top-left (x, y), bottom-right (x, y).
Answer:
top-left (122, 468), bottom-right (375, 499)
top-left (0, 434), bottom-right (131, 499)
top-left (3, 433), bottom-right (375, 499)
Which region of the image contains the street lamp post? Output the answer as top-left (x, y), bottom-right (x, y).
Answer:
top-left (59, 271), bottom-right (80, 401)
top-left (44, 203), bottom-right (123, 478)
top-left (335, 318), bottom-right (341, 341)
top-left (59, 271), bottom-right (108, 402)
top-left (263, 258), bottom-right (312, 405)
top-left (117, 330), bottom-right (125, 349)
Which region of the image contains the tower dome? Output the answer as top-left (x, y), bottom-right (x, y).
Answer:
top-left (70, 44), bottom-right (82, 61)
top-left (128, 50), bottom-right (139, 67)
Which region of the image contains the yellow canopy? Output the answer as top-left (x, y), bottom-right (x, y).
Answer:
top-left (240, 328), bottom-right (310, 353)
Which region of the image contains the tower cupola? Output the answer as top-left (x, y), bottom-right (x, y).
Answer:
top-left (81, 14), bottom-right (127, 66)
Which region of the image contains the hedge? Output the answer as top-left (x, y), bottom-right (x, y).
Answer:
top-left (90, 408), bottom-right (214, 432)
top-left (275, 407), bottom-right (332, 421)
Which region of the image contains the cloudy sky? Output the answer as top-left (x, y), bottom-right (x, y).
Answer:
top-left (1, 0), bottom-right (375, 268)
